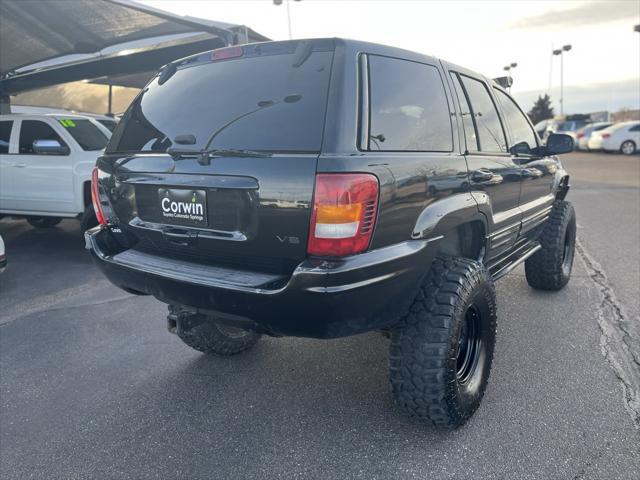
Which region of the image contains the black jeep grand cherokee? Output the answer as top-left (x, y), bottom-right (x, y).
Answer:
top-left (86, 38), bottom-right (576, 429)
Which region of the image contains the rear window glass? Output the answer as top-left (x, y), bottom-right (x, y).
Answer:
top-left (108, 45), bottom-right (334, 154)
top-left (367, 55), bottom-right (452, 151)
top-left (58, 118), bottom-right (108, 150)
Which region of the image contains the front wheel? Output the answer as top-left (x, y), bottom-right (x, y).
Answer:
top-left (525, 200), bottom-right (576, 291)
top-left (390, 256), bottom-right (497, 429)
top-left (620, 140), bottom-right (636, 156)
top-left (27, 216), bottom-right (62, 228)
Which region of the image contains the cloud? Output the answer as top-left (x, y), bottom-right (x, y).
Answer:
top-left (507, 1), bottom-right (640, 30)
top-left (513, 78), bottom-right (640, 114)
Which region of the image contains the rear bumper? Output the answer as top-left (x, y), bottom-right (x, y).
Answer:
top-left (587, 138), bottom-right (603, 150)
top-left (85, 227), bottom-right (438, 338)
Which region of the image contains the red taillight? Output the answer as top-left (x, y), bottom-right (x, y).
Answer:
top-left (91, 166), bottom-right (107, 226)
top-left (307, 173), bottom-right (379, 257)
top-left (211, 46), bottom-right (243, 61)
top-left (576, 133), bottom-right (584, 138)
top-left (602, 133), bottom-right (610, 139)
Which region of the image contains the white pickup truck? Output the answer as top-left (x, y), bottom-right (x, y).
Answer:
top-left (0, 113), bottom-right (111, 230)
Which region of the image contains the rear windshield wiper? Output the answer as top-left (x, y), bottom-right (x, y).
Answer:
top-left (166, 147), bottom-right (272, 163)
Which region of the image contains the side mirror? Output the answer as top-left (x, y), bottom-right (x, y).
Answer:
top-left (32, 139), bottom-right (69, 155)
top-left (545, 133), bottom-right (574, 155)
top-left (510, 141), bottom-right (532, 156)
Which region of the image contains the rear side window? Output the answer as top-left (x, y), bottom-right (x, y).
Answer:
top-left (450, 73), bottom-right (479, 152)
top-left (108, 45), bottom-right (334, 153)
top-left (57, 118), bottom-right (108, 151)
top-left (0, 120), bottom-right (12, 154)
top-left (493, 89), bottom-right (537, 152)
top-left (367, 55), bottom-right (452, 152)
top-left (98, 119), bottom-right (117, 132)
top-left (459, 75), bottom-right (507, 153)
top-left (19, 120), bottom-right (67, 154)
top-left (630, 124), bottom-right (640, 132)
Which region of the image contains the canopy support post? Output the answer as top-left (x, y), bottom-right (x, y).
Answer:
top-left (107, 84), bottom-right (113, 116)
top-left (0, 93), bottom-right (10, 114)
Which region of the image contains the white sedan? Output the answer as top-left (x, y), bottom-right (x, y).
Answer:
top-left (588, 121), bottom-right (640, 155)
top-left (575, 122), bottom-right (612, 150)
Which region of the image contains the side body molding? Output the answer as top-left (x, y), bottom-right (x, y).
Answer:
top-left (411, 192), bottom-right (489, 240)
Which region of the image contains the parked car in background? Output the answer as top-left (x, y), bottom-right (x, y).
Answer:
top-left (588, 121), bottom-right (640, 155)
top-left (0, 234), bottom-right (5, 273)
top-left (11, 105), bottom-right (118, 133)
top-left (87, 114), bottom-right (118, 132)
top-left (575, 122), bottom-right (613, 150)
top-left (556, 119), bottom-right (591, 133)
top-left (545, 119), bottom-right (591, 143)
top-left (0, 113), bottom-right (108, 230)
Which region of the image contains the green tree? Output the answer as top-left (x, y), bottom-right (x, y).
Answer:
top-left (527, 94), bottom-right (554, 124)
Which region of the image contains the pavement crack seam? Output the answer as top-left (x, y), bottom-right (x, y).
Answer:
top-left (576, 238), bottom-right (640, 429)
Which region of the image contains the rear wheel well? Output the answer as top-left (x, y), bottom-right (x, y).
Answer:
top-left (437, 221), bottom-right (485, 262)
top-left (556, 175), bottom-right (570, 200)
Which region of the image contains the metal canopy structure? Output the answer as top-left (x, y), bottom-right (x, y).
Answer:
top-left (0, 0), bottom-right (269, 97)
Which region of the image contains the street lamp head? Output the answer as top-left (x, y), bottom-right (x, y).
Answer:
top-left (503, 66), bottom-right (511, 71)
top-left (510, 62), bottom-right (518, 68)
top-left (273, 0), bottom-right (283, 4)
top-left (562, 44), bottom-right (572, 52)
top-left (553, 49), bottom-right (562, 55)
top-left (634, 24), bottom-right (640, 33)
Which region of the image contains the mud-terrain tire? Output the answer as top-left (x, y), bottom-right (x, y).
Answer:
top-left (27, 217), bottom-right (62, 228)
top-left (390, 256), bottom-right (497, 429)
top-left (525, 200), bottom-right (576, 291)
top-left (80, 205), bottom-right (98, 232)
top-left (176, 315), bottom-right (261, 356)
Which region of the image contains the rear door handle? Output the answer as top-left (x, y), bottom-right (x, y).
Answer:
top-left (13, 163), bottom-right (26, 168)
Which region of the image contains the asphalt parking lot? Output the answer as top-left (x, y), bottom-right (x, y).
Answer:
top-left (1, 151), bottom-right (639, 479)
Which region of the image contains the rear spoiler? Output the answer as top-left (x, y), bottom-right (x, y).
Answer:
top-left (493, 76), bottom-right (513, 89)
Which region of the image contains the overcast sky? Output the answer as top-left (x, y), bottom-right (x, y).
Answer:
top-left (140, 0), bottom-right (640, 114)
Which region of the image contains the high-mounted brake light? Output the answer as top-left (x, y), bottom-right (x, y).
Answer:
top-left (91, 166), bottom-right (107, 226)
top-left (307, 173), bottom-right (379, 257)
top-left (211, 46), bottom-right (243, 61)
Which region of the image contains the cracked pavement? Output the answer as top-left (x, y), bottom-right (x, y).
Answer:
top-left (1, 151), bottom-right (639, 479)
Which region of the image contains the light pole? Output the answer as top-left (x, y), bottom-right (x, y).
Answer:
top-left (553, 44), bottom-right (572, 116)
top-left (273, 0), bottom-right (301, 40)
top-left (503, 62), bottom-right (517, 92)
